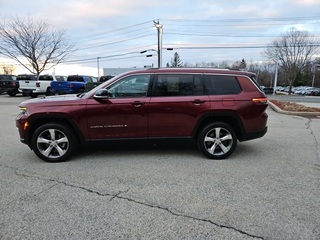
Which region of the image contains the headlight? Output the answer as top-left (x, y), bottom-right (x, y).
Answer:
top-left (19, 107), bottom-right (28, 115)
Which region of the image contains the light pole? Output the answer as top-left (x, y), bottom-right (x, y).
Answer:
top-left (97, 57), bottom-right (101, 78)
top-left (273, 61), bottom-right (278, 95)
top-left (154, 20), bottom-right (163, 68)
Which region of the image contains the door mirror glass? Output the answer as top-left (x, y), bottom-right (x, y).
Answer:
top-left (93, 89), bottom-right (109, 100)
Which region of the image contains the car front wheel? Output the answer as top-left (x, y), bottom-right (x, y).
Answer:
top-left (31, 123), bottom-right (75, 162)
top-left (198, 122), bottom-right (237, 159)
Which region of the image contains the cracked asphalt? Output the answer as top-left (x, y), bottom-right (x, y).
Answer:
top-left (0, 95), bottom-right (319, 240)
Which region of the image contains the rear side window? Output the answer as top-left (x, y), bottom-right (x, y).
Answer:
top-left (55, 76), bottom-right (67, 81)
top-left (204, 75), bottom-right (242, 95)
top-left (39, 75), bottom-right (53, 81)
top-left (152, 74), bottom-right (204, 96)
top-left (0, 75), bottom-right (16, 80)
top-left (17, 75), bottom-right (37, 81)
top-left (84, 76), bottom-right (91, 83)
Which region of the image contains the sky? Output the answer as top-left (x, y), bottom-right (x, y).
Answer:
top-left (0, 0), bottom-right (320, 76)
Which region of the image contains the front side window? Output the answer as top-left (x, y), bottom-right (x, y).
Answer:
top-left (152, 74), bottom-right (204, 96)
top-left (204, 75), bottom-right (242, 95)
top-left (106, 74), bottom-right (151, 98)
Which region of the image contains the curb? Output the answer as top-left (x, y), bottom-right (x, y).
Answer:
top-left (268, 101), bottom-right (320, 118)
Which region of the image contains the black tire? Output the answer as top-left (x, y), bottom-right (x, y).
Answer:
top-left (7, 90), bottom-right (17, 96)
top-left (45, 87), bottom-right (51, 96)
top-left (197, 122), bottom-right (237, 159)
top-left (78, 88), bottom-right (85, 93)
top-left (31, 123), bottom-right (75, 162)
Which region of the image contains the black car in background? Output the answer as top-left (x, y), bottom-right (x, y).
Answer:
top-left (262, 87), bottom-right (274, 94)
top-left (0, 74), bottom-right (18, 96)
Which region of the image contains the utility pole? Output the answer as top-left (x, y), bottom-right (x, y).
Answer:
top-left (154, 20), bottom-right (163, 68)
top-left (97, 57), bottom-right (100, 78)
top-left (273, 61), bottom-right (278, 95)
top-left (311, 62), bottom-right (320, 87)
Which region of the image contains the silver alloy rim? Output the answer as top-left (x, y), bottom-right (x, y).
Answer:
top-left (36, 129), bottom-right (69, 159)
top-left (204, 127), bottom-right (233, 156)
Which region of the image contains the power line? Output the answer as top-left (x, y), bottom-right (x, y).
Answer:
top-left (163, 16), bottom-right (320, 23)
top-left (69, 20), bottom-right (154, 42)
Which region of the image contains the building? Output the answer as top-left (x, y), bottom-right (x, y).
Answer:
top-left (103, 68), bottom-right (145, 77)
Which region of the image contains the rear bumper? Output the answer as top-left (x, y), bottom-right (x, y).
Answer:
top-left (239, 126), bottom-right (268, 142)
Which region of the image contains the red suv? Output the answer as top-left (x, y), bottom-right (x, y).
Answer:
top-left (16, 68), bottom-right (268, 162)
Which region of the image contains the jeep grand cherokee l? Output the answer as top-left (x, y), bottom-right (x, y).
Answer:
top-left (16, 68), bottom-right (268, 162)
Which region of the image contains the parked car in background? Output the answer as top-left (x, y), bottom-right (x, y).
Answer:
top-left (50, 75), bottom-right (99, 94)
top-left (310, 88), bottom-right (320, 96)
top-left (0, 74), bottom-right (19, 96)
top-left (16, 68), bottom-right (268, 162)
top-left (19, 74), bottom-right (66, 98)
top-left (99, 75), bottom-right (114, 82)
top-left (17, 74), bottom-right (38, 96)
top-left (262, 87), bottom-right (274, 94)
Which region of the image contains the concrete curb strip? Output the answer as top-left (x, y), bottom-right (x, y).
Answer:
top-left (268, 100), bottom-right (320, 117)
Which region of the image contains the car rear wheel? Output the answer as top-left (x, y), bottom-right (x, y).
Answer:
top-left (198, 122), bottom-right (237, 159)
top-left (7, 90), bottom-right (17, 96)
top-left (45, 87), bottom-right (52, 96)
top-left (31, 93), bottom-right (38, 98)
top-left (31, 123), bottom-right (75, 162)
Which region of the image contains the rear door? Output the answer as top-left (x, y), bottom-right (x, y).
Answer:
top-left (148, 74), bottom-right (210, 137)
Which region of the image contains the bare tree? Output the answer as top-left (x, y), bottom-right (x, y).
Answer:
top-left (1, 63), bottom-right (15, 74)
top-left (0, 15), bottom-right (75, 75)
top-left (231, 59), bottom-right (247, 70)
top-left (264, 28), bottom-right (320, 92)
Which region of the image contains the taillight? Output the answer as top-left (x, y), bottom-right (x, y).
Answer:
top-left (36, 82), bottom-right (40, 87)
top-left (252, 98), bottom-right (268, 104)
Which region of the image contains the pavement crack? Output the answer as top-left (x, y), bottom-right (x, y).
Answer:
top-left (114, 195), bottom-right (264, 239)
top-left (305, 119), bottom-right (320, 162)
top-left (6, 165), bottom-right (264, 239)
top-left (109, 189), bottom-right (130, 202)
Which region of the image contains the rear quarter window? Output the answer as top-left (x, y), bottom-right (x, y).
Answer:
top-left (204, 75), bottom-right (242, 95)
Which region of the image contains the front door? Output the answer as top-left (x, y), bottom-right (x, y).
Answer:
top-left (86, 74), bottom-right (151, 140)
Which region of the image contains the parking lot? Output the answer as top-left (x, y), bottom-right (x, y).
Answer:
top-left (0, 94), bottom-right (319, 239)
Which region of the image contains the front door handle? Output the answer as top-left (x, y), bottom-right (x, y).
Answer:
top-left (192, 99), bottom-right (206, 105)
top-left (131, 101), bottom-right (146, 107)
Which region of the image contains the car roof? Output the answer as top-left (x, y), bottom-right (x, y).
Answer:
top-left (118, 68), bottom-right (256, 77)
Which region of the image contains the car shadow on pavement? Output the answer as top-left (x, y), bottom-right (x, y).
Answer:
top-left (72, 139), bottom-right (200, 161)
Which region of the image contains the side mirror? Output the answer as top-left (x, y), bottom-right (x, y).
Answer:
top-left (93, 89), bottom-right (109, 100)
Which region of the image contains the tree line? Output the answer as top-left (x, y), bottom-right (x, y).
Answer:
top-left (167, 52), bottom-right (320, 88)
